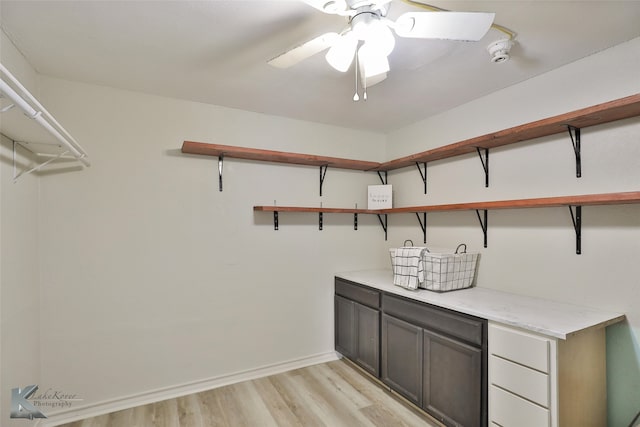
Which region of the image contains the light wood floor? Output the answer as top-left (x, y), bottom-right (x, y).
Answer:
top-left (60, 359), bottom-right (439, 427)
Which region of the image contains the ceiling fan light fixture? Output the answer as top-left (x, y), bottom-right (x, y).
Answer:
top-left (359, 44), bottom-right (390, 78)
top-left (350, 12), bottom-right (396, 55)
top-left (365, 19), bottom-right (395, 56)
top-left (275, 2), bottom-right (503, 99)
top-left (326, 32), bottom-right (358, 72)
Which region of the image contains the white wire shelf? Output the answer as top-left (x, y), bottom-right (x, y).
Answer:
top-left (0, 62), bottom-right (90, 181)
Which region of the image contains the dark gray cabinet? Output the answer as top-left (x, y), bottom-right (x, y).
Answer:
top-left (381, 313), bottom-right (423, 406)
top-left (335, 278), bottom-right (487, 427)
top-left (382, 293), bottom-right (487, 427)
top-left (423, 329), bottom-right (482, 427)
top-left (334, 279), bottom-right (380, 377)
top-left (335, 295), bottom-right (356, 359)
top-left (354, 303), bottom-right (380, 376)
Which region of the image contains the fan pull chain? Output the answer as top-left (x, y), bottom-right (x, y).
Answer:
top-left (353, 49), bottom-right (359, 102)
top-left (363, 74), bottom-right (368, 101)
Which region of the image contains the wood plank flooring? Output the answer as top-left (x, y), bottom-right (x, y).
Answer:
top-left (60, 359), bottom-right (440, 427)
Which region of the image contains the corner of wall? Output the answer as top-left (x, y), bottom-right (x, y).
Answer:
top-left (0, 29), bottom-right (43, 425)
top-left (1, 28), bottom-right (39, 94)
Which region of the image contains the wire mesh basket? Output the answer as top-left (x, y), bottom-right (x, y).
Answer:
top-left (390, 242), bottom-right (479, 292)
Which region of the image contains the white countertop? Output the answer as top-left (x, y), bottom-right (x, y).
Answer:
top-left (336, 269), bottom-right (625, 340)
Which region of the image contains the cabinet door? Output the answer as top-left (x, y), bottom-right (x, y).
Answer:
top-left (423, 329), bottom-right (483, 427)
top-left (355, 303), bottom-right (380, 377)
top-left (381, 313), bottom-right (423, 406)
top-left (335, 295), bottom-right (356, 359)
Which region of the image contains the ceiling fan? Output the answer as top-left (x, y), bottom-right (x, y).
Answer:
top-left (268, 0), bottom-right (495, 99)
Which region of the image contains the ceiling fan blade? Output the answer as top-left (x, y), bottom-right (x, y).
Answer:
top-left (301, 0), bottom-right (347, 14)
top-left (394, 11), bottom-right (495, 41)
top-left (268, 32), bottom-right (341, 68)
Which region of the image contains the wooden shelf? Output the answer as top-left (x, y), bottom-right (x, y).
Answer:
top-left (254, 192), bottom-right (640, 252)
top-left (185, 94), bottom-right (640, 252)
top-left (253, 206), bottom-right (375, 214)
top-left (382, 191), bottom-right (640, 213)
top-left (377, 93), bottom-right (640, 170)
top-left (183, 94), bottom-right (640, 174)
top-left (254, 191), bottom-right (640, 215)
top-left (182, 141), bottom-right (381, 171)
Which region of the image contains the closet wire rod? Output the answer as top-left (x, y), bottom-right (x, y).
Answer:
top-left (0, 62), bottom-right (90, 168)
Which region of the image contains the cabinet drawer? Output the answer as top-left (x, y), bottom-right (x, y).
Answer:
top-left (335, 278), bottom-right (380, 308)
top-left (489, 323), bottom-right (550, 373)
top-left (490, 355), bottom-right (549, 408)
top-left (490, 385), bottom-right (550, 427)
top-left (382, 294), bottom-right (484, 346)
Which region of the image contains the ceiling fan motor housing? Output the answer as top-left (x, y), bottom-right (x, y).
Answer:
top-left (347, 0), bottom-right (386, 10)
top-left (351, 9), bottom-right (382, 38)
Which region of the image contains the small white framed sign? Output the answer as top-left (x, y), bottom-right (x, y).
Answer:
top-left (368, 185), bottom-right (393, 209)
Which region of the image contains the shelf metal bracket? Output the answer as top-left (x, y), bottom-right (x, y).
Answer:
top-left (415, 212), bottom-right (427, 244)
top-left (218, 155), bottom-right (223, 192)
top-left (353, 203), bottom-right (359, 230)
top-left (416, 162), bottom-right (427, 194)
top-left (376, 214), bottom-right (388, 241)
top-left (319, 212), bottom-right (323, 230)
top-left (273, 211), bottom-right (279, 230)
top-left (567, 125), bottom-right (581, 178)
top-left (377, 170), bottom-right (388, 185)
top-left (475, 209), bottom-right (488, 248)
top-left (476, 148), bottom-right (489, 187)
top-left (569, 205), bottom-right (582, 255)
top-left (319, 165), bottom-right (328, 196)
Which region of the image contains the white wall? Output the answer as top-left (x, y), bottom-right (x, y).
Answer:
top-left (387, 36), bottom-right (640, 427)
top-left (0, 30), bottom-right (41, 427)
top-left (0, 137), bottom-right (41, 427)
top-left (33, 77), bottom-right (388, 419)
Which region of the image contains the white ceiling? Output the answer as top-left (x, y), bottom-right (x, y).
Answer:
top-left (1, 0), bottom-right (639, 133)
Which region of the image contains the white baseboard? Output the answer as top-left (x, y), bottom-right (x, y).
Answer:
top-left (38, 351), bottom-right (340, 427)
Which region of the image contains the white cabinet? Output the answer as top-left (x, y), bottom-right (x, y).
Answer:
top-left (488, 322), bottom-right (607, 427)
